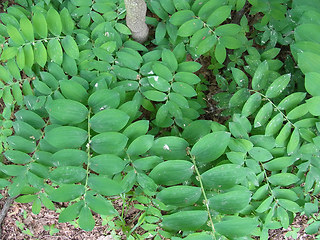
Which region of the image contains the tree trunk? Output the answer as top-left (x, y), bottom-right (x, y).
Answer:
top-left (124, 0), bottom-right (149, 43)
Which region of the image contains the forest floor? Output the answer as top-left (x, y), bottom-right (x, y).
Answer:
top-left (0, 1), bottom-right (318, 239)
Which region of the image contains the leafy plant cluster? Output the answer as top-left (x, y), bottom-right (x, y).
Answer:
top-left (0, 0), bottom-right (319, 239)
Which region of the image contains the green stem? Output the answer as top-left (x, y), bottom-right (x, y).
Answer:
top-left (187, 149), bottom-right (216, 238)
top-left (83, 108), bottom-right (92, 202)
top-left (250, 90), bottom-right (296, 129)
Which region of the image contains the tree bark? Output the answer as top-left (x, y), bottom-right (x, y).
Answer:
top-left (124, 0), bottom-right (149, 43)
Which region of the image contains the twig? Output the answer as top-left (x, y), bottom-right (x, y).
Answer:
top-left (0, 196), bottom-right (17, 238)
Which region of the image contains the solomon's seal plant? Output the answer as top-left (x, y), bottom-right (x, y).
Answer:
top-left (0, 0), bottom-right (320, 239)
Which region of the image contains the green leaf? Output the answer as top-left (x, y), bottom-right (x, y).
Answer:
top-left (161, 211), bottom-right (208, 231)
top-left (248, 147), bottom-right (273, 162)
top-left (264, 157), bottom-right (295, 171)
top-left (117, 50), bottom-right (141, 70)
top-left (168, 92), bottom-right (189, 109)
top-left (220, 36), bottom-right (242, 49)
top-left (33, 79), bottom-right (51, 95)
top-left (86, 192), bottom-right (117, 216)
top-left (232, 67), bottom-right (248, 88)
top-left (209, 188), bottom-right (251, 214)
top-left (127, 135), bottom-right (154, 156)
top-left (182, 120), bottom-right (211, 144)
top-left (252, 61), bottom-right (269, 91)
top-left (242, 93), bottom-right (262, 117)
top-left (256, 195), bottom-right (273, 213)
top-left (47, 39), bottom-right (63, 65)
top-left (305, 72), bottom-right (320, 96)
top-left (278, 199), bottom-right (301, 213)
top-left (47, 8), bottom-right (62, 36)
top-left (157, 186), bottom-right (201, 207)
top-left (88, 89), bottom-right (120, 113)
top-left (277, 206), bottom-right (289, 229)
top-left (298, 52), bottom-right (320, 74)
top-left (265, 74), bottom-right (291, 98)
top-left (149, 160), bottom-right (193, 185)
top-left (147, 76), bottom-right (171, 92)
top-left (46, 184), bottom-right (85, 202)
top-left (91, 132), bottom-right (128, 155)
top-left (13, 120), bottom-right (41, 140)
top-left (16, 47), bottom-right (25, 70)
top-left (191, 131), bottom-right (230, 163)
top-left (113, 65), bottom-right (138, 80)
top-left (8, 176), bottom-right (26, 197)
top-left (4, 150), bottom-right (32, 164)
top-left (62, 54), bottom-right (78, 76)
top-left (59, 80), bottom-right (87, 102)
top-left (184, 233), bottom-right (213, 240)
top-left (0, 47), bottom-right (18, 61)
top-left (201, 164), bottom-right (246, 189)
top-left (34, 42), bottom-right (47, 67)
top-left (50, 166), bottom-right (86, 184)
top-left (61, 35), bottom-right (80, 59)
top-left (229, 88), bottom-right (250, 108)
top-left (287, 104), bottom-right (308, 120)
top-left (46, 99), bottom-right (88, 124)
top-left (265, 113), bottom-right (284, 136)
top-left (215, 41), bottom-right (226, 64)
top-left (16, 194), bottom-right (38, 203)
top-left (15, 109), bottom-right (45, 129)
top-left (90, 109), bottom-right (129, 133)
top-left (268, 173), bottom-right (299, 186)
top-left (0, 163), bottom-right (26, 177)
top-left (287, 128), bottom-right (300, 155)
top-left (32, 198), bottom-right (41, 214)
top-left (7, 136), bottom-right (36, 153)
top-left (143, 90), bottom-right (168, 102)
top-left (137, 173), bottom-right (157, 195)
top-left (115, 22), bottom-right (131, 35)
top-left (195, 34), bottom-right (217, 55)
top-left (152, 62), bottom-right (173, 81)
top-left (160, 0), bottom-right (175, 14)
top-left (60, 8), bottom-right (74, 35)
top-left (177, 19), bottom-right (203, 37)
top-left (45, 126), bottom-right (88, 149)
top-left (150, 136), bottom-right (188, 160)
top-left (207, 5), bottom-right (231, 27)
top-left (90, 154), bottom-right (125, 176)
top-left (215, 217), bottom-right (259, 239)
top-left (254, 102), bottom-right (273, 128)
top-left (0, 65), bottom-right (12, 83)
top-left (23, 44), bottom-right (34, 68)
top-left (215, 24), bottom-right (241, 36)
top-left (59, 201), bottom-right (84, 223)
top-left (20, 17), bottom-right (34, 42)
top-left (123, 120), bottom-right (149, 140)
top-left (133, 156), bottom-right (162, 171)
top-left (275, 122), bottom-right (291, 147)
top-left (252, 184), bottom-right (268, 200)
top-left (307, 96), bottom-right (320, 116)
top-left (78, 206), bottom-right (95, 231)
top-left (39, 193), bottom-right (55, 210)
top-left (51, 149), bottom-right (87, 167)
top-left (169, 10), bottom-right (194, 26)
top-left (32, 11), bottom-right (47, 38)
top-left (88, 175), bottom-right (124, 196)
top-left (7, 24), bottom-right (25, 45)
top-left (172, 82), bottom-right (197, 97)
top-left (162, 49), bottom-right (178, 72)
top-left (174, 72), bottom-right (201, 85)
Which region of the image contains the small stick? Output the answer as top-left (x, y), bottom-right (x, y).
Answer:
top-left (0, 196), bottom-right (16, 238)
